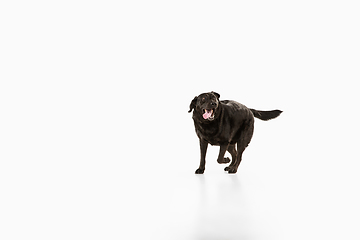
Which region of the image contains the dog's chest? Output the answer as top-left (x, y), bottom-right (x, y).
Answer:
top-left (195, 126), bottom-right (232, 145)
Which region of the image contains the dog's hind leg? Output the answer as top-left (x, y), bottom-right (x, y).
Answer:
top-left (227, 143), bottom-right (247, 174)
top-left (226, 121), bottom-right (254, 174)
top-left (224, 144), bottom-right (237, 171)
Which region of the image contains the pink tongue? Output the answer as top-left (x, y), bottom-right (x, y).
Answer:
top-left (203, 110), bottom-right (212, 119)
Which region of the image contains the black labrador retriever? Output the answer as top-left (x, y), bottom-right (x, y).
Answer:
top-left (189, 91), bottom-right (282, 174)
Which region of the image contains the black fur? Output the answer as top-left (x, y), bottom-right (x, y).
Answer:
top-left (189, 92), bottom-right (282, 174)
top-left (249, 109), bottom-right (283, 121)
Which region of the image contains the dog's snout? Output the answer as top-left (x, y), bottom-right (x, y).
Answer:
top-left (211, 102), bottom-right (217, 106)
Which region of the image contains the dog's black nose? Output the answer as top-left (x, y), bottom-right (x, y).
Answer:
top-left (211, 102), bottom-right (217, 106)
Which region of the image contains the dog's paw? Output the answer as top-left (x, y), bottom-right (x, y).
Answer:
top-left (195, 168), bottom-right (205, 174)
top-left (223, 157), bottom-right (231, 163)
top-left (224, 166), bottom-right (237, 174)
top-left (217, 157), bottom-right (231, 164)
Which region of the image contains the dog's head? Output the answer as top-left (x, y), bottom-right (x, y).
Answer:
top-left (188, 91), bottom-right (221, 121)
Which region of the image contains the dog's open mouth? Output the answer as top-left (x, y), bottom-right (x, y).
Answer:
top-left (202, 109), bottom-right (214, 120)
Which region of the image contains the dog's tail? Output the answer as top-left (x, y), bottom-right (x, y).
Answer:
top-left (250, 109), bottom-right (282, 121)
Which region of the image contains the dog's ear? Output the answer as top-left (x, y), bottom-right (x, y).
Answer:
top-left (188, 96), bottom-right (198, 113)
top-left (211, 91), bottom-right (220, 99)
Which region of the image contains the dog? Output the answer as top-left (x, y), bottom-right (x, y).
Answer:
top-left (188, 91), bottom-right (282, 174)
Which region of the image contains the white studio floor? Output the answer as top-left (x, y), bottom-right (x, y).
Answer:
top-left (127, 142), bottom-right (360, 240)
top-left (2, 115), bottom-right (359, 240)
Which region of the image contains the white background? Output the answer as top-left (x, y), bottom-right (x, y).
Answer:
top-left (1, 0), bottom-right (360, 239)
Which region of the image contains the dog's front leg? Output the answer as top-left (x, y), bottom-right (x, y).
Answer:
top-left (217, 144), bottom-right (231, 164)
top-left (195, 139), bottom-right (208, 174)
